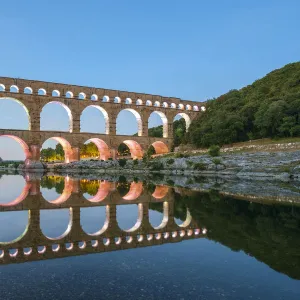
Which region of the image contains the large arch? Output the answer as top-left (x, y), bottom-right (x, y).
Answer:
top-left (122, 140), bottom-right (143, 159)
top-left (42, 137), bottom-right (75, 163)
top-left (151, 141), bottom-right (169, 155)
top-left (40, 101), bottom-right (73, 133)
top-left (148, 111), bottom-right (168, 138)
top-left (152, 185), bottom-right (169, 199)
top-left (85, 181), bottom-right (111, 202)
top-left (174, 113), bottom-right (191, 131)
top-left (116, 109), bottom-right (143, 136)
top-left (84, 138), bottom-right (111, 160)
top-left (0, 97), bottom-right (31, 130)
top-left (122, 182), bottom-right (143, 200)
top-left (80, 105), bottom-right (109, 134)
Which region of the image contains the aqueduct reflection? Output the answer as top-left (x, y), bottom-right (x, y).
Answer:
top-left (0, 175), bottom-right (206, 265)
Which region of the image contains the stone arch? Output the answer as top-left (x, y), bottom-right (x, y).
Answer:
top-left (80, 105), bottom-right (109, 134)
top-left (122, 182), bottom-right (143, 200)
top-left (116, 109), bottom-right (143, 136)
top-left (152, 141), bottom-right (169, 155)
top-left (154, 101), bottom-right (161, 107)
top-left (114, 97), bottom-right (121, 103)
top-left (42, 137), bottom-right (75, 163)
top-left (0, 97), bottom-right (31, 130)
top-left (65, 91), bottom-right (73, 98)
top-left (136, 99), bottom-right (143, 105)
top-left (193, 105), bottom-right (199, 111)
top-left (175, 209), bottom-right (192, 228)
top-left (150, 201), bottom-right (169, 230)
top-left (148, 111), bottom-right (168, 138)
top-left (52, 90), bottom-right (60, 97)
top-left (91, 94), bottom-right (98, 101)
top-left (84, 138), bottom-right (111, 160)
top-left (78, 92), bottom-right (86, 100)
top-left (178, 104), bottom-right (184, 110)
top-left (122, 140), bottom-right (143, 159)
top-left (174, 112), bottom-right (191, 131)
top-left (24, 87), bottom-right (33, 94)
top-left (85, 181), bottom-right (111, 202)
top-left (186, 104), bottom-right (192, 110)
top-left (170, 103), bottom-right (176, 109)
top-left (117, 203), bottom-right (143, 232)
top-left (38, 88), bottom-right (46, 96)
top-left (10, 85), bottom-right (19, 93)
top-left (0, 84), bottom-right (5, 91)
top-left (0, 135), bottom-right (31, 161)
top-left (162, 102), bottom-right (168, 108)
top-left (41, 101), bottom-right (73, 133)
top-left (201, 106), bottom-right (206, 112)
top-left (146, 100), bottom-right (152, 106)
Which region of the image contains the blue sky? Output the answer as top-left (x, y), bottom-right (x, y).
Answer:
top-left (1, 0), bottom-right (300, 159)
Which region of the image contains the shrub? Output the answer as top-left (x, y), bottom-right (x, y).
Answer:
top-left (186, 160), bottom-right (194, 167)
top-left (167, 179), bottom-right (175, 186)
top-left (150, 161), bottom-right (164, 171)
top-left (212, 158), bottom-right (221, 165)
top-left (194, 162), bottom-right (206, 170)
top-left (133, 159), bottom-right (138, 165)
top-left (108, 158), bottom-right (113, 161)
top-left (174, 152), bottom-right (190, 158)
top-left (118, 159), bottom-right (127, 167)
top-left (166, 158), bottom-right (175, 165)
top-left (208, 145), bottom-right (220, 157)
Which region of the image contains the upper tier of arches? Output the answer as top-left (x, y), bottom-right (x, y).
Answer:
top-left (0, 81), bottom-right (206, 112)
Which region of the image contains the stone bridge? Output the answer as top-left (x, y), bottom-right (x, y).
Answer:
top-left (0, 177), bottom-right (206, 265)
top-left (0, 77), bottom-right (205, 161)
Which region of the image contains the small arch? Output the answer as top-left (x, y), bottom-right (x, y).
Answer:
top-left (201, 106), bottom-right (206, 112)
top-left (103, 95), bottom-right (109, 102)
top-left (65, 91), bottom-right (73, 98)
top-left (125, 98), bottom-right (132, 104)
top-left (178, 104), bottom-right (184, 110)
top-left (24, 87), bottom-right (33, 94)
top-left (91, 94), bottom-right (98, 101)
top-left (38, 88), bottom-right (46, 96)
top-left (84, 138), bottom-right (111, 160)
top-left (146, 100), bottom-right (152, 106)
top-left (114, 97), bottom-right (121, 104)
top-left (52, 90), bottom-right (60, 97)
top-left (154, 101), bottom-right (161, 107)
top-left (122, 140), bottom-right (143, 159)
top-left (136, 99), bottom-right (143, 105)
top-left (152, 141), bottom-right (169, 155)
top-left (10, 85), bottom-right (19, 93)
top-left (170, 103), bottom-right (176, 109)
top-left (0, 84), bottom-right (5, 92)
top-left (162, 102), bottom-right (168, 108)
top-left (193, 105), bottom-right (199, 111)
top-left (186, 104), bottom-right (192, 110)
top-left (78, 92), bottom-right (86, 100)
top-left (40, 101), bottom-right (73, 133)
top-left (175, 113), bottom-right (191, 131)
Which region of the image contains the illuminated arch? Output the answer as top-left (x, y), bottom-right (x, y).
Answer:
top-left (78, 92), bottom-right (86, 100)
top-left (41, 101), bottom-right (73, 132)
top-left (85, 138), bottom-right (111, 160)
top-left (81, 105), bottom-right (109, 134)
top-left (170, 103), bottom-right (176, 109)
top-left (117, 109), bottom-right (143, 136)
top-left (122, 140), bottom-right (143, 159)
top-left (176, 209), bottom-right (192, 228)
top-left (175, 113), bottom-right (191, 131)
top-left (0, 135), bottom-right (31, 160)
top-left (0, 84), bottom-right (5, 91)
top-left (52, 90), bottom-right (60, 97)
top-left (0, 97), bottom-right (31, 130)
top-left (91, 94), bottom-right (98, 101)
top-left (201, 106), bottom-right (206, 112)
top-left (86, 181), bottom-right (112, 202)
top-left (152, 201), bottom-right (169, 230)
top-left (103, 95), bottom-right (109, 102)
top-left (162, 102), bottom-right (168, 108)
top-left (125, 98), bottom-right (132, 104)
top-left (24, 87), bottom-right (33, 94)
top-left (10, 85), bottom-right (19, 93)
top-left (146, 100), bottom-right (152, 106)
top-left (152, 186), bottom-right (169, 199)
top-left (122, 182), bottom-right (143, 200)
top-left (152, 141), bottom-right (169, 155)
top-left (42, 137), bottom-right (74, 163)
top-left (114, 97), bottom-right (121, 103)
top-left (117, 203), bottom-right (143, 232)
top-left (148, 111), bottom-right (168, 138)
top-left (193, 105), bottom-right (199, 111)
top-left (186, 104), bottom-right (192, 110)
top-left (178, 104), bottom-right (184, 110)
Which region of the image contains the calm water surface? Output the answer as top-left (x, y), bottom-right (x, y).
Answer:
top-left (0, 173), bottom-right (299, 299)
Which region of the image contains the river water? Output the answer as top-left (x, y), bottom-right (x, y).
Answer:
top-left (0, 173), bottom-right (299, 299)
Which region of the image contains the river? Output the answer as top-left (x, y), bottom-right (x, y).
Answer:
top-left (0, 172), bottom-right (299, 299)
